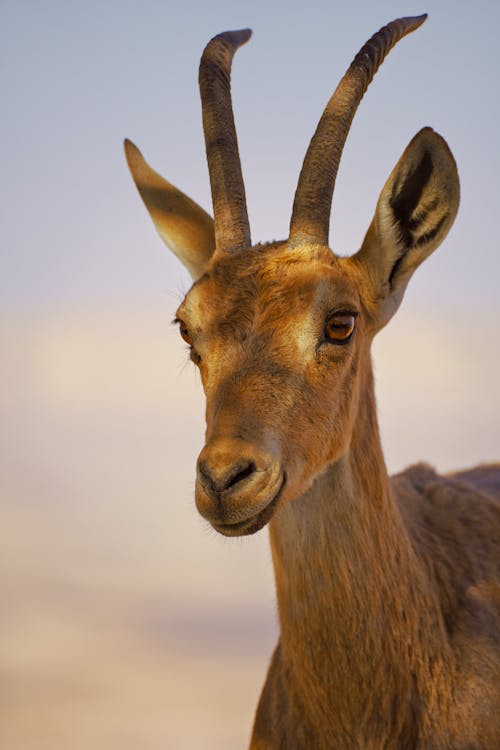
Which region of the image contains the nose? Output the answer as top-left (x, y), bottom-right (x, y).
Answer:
top-left (198, 455), bottom-right (257, 498)
top-left (195, 438), bottom-right (283, 531)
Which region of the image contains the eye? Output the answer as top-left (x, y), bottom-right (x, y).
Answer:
top-left (175, 318), bottom-right (202, 364)
top-left (179, 324), bottom-right (193, 346)
top-left (324, 312), bottom-right (356, 344)
top-left (176, 319), bottom-right (193, 346)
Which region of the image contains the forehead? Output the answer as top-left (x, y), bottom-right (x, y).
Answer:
top-left (177, 243), bottom-right (360, 325)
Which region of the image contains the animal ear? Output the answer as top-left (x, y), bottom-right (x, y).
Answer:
top-left (124, 139), bottom-right (215, 280)
top-left (355, 127), bottom-right (459, 324)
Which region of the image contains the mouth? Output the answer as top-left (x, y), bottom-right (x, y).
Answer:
top-left (213, 472), bottom-right (287, 537)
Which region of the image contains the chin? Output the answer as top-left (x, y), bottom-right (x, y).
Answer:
top-left (209, 473), bottom-right (287, 537)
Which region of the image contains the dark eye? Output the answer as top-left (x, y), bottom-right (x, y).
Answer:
top-left (177, 320), bottom-right (193, 346)
top-left (324, 312), bottom-right (356, 343)
top-left (175, 319), bottom-right (202, 364)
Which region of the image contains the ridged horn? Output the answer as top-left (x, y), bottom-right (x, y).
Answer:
top-left (199, 29), bottom-right (252, 252)
top-left (289, 15), bottom-right (428, 247)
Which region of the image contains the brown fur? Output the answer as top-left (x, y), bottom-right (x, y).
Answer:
top-left (174, 245), bottom-right (500, 749)
top-left (125, 17), bottom-right (500, 749)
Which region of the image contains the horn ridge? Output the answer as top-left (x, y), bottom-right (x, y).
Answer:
top-left (199, 29), bottom-right (252, 252)
top-left (289, 15), bottom-right (427, 247)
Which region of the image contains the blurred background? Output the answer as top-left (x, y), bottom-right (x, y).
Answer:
top-left (2, 0), bottom-right (499, 747)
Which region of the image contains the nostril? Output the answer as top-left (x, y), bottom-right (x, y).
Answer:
top-left (197, 458), bottom-right (257, 496)
top-left (226, 461), bottom-right (256, 490)
top-left (198, 460), bottom-right (212, 485)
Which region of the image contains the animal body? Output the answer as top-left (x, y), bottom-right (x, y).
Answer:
top-left (125, 15), bottom-right (500, 749)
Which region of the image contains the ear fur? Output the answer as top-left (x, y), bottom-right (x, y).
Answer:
top-left (356, 127), bottom-right (460, 323)
top-left (124, 139), bottom-right (215, 280)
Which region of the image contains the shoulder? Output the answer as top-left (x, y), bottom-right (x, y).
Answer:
top-left (391, 462), bottom-right (500, 581)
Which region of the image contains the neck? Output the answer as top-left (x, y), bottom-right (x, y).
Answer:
top-left (268, 362), bottom-right (449, 741)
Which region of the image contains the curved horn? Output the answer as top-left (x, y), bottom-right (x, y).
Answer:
top-left (289, 15), bottom-right (427, 247)
top-left (199, 29), bottom-right (252, 252)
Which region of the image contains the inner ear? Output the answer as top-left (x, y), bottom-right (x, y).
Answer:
top-left (388, 147), bottom-right (447, 277)
top-left (356, 127), bottom-right (460, 318)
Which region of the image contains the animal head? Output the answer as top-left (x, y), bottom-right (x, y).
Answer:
top-left (125, 17), bottom-right (459, 536)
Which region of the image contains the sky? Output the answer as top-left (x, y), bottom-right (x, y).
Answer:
top-left (1, 1), bottom-right (499, 748)
top-left (3, 0), bottom-right (500, 310)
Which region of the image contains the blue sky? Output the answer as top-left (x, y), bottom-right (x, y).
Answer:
top-left (3, 0), bottom-right (500, 312)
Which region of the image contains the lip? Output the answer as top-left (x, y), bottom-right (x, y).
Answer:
top-left (213, 472), bottom-right (287, 537)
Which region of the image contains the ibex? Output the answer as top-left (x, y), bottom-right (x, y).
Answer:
top-left (125, 15), bottom-right (500, 749)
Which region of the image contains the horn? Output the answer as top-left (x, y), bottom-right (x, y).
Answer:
top-left (199, 29), bottom-right (252, 252)
top-left (289, 15), bottom-right (427, 247)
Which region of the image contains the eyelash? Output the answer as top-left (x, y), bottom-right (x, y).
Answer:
top-left (322, 310), bottom-right (358, 345)
top-left (174, 318), bottom-right (201, 364)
